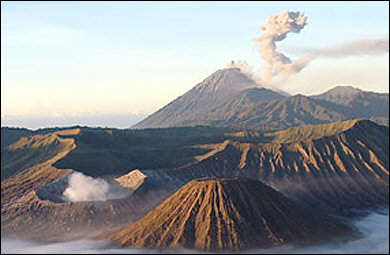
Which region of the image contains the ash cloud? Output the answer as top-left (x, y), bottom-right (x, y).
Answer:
top-left (254, 10), bottom-right (310, 87)
top-left (309, 37), bottom-right (389, 58)
top-left (226, 60), bottom-right (256, 80)
top-left (1, 211), bottom-right (388, 254)
top-left (245, 10), bottom-right (389, 88)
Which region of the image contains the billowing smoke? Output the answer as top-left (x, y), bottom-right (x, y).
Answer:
top-left (254, 11), bottom-right (309, 86)
top-left (62, 172), bottom-right (133, 202)
top-left (253, 10), bottom-right (389, 88)
top-left (62, 172), bottom-right (110, 202)
top-left (226, 60), bottom-right (256, 80)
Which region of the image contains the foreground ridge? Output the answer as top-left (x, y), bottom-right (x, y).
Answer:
top-left (110, 178), bottom-right (353, 251)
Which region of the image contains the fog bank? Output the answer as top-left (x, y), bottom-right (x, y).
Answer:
top-left (1, 211), bottom-right (388, 254)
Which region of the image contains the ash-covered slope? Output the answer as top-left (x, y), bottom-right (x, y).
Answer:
top-left (134, 120), bottom-right (389, 215)
top-left (110, 178), bottom-right (353, 251)
top-left (132, 68), bottom-right (262, 129)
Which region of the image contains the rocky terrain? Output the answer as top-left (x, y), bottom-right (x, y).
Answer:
top-left (110, 178), bottom-right (354, 251)
top-left (134, 119), bottom-right (389, 216)
top-left (1, 119), bottom-right (388, 242)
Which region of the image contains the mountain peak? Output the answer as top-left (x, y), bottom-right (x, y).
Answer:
top-left (193, 67), bottom-right (259, 94)
top-left (110, 178), bottom-right (353, 251)
top-left (132, 68), bottom-right (260, 129)
top-left (324, 85), bottom-right (363, 95)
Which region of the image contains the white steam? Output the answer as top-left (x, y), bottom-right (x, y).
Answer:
top-left (62, 172), bottom-right (133, 202)
top-left (62, 172), bottom-right (110, 202)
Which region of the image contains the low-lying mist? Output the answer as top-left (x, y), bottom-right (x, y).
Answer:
top-left (1, 211), bottom-right (388, 254)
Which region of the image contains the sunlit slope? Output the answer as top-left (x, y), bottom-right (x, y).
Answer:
top-left (52, 126), bottom-right (266, 177)
top-left (1, 127), bottom-right (34, 150)
top-left (1, 119), bottom-right (388, 224)
top-left (111, 178), bottom-right (353, 251)
top-left (1, 129), bottom-right (79, 180)
top-left (1, 125), bottom-right (268, 183)
top-left (137, 120), bottom-right (389, 214)
top-left (1, 129), bottom-right (80, 205)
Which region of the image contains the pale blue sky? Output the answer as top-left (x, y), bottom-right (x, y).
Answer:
top-left (1, 1), bottom-right (389, 129)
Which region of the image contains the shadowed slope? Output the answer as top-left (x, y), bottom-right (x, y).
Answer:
top-left (1, 127), bottom-right (34, 150)
top-left (110, 178), bottom-right (353, 251)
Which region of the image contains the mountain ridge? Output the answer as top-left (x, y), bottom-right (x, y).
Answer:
top-left (132, 68), bottom-right (388, 129)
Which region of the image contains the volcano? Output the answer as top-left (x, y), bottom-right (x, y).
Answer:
top-left (110, 178), bottom-right (353, 251)
top-left (132, 68), bottom-right (275, 129)
top-left (132, 67), bottom-right (388, 129)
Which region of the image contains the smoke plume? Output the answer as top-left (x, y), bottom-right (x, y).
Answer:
top-left (62, 172), bottom-right (110, 202)
top-left (253, 10), bottom-right (389, 88)
top-left (310, 37), bottom-right (389, 58)
top-left (226, 60), bottom-right (256, 80)
top-left (254, 10), bottom-right (309, 86)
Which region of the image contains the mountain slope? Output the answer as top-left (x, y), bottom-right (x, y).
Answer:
top-left (312, 86), bottom-right (389, 121)
top-left (134, 120), bottom-right (389, 215)
top-left (132, 68), bottom-right (262, 129)
top-left (1, 127), bottom-right (34, 150)
top-left (202, 94), bottom-right (344, 128)
top-left (1, 120), bottom-right (388, 240)
top-left (132, 67), bottom-right (388, 130)
top-left (110, 178), bottom-right (353, 251)
top-left (1, 129), bottom-right (79, 180)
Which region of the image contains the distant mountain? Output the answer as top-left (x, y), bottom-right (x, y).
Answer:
top-left (132, 68), bottom-right (388, 129)
top-left (132, 68), bottom-right (266, 129)
top-left (201, 93), bottom-right (343, 129)
top-left (311, 86), bottom-right (389, 121)
top-left (110, 178), bottom-right (353, 251)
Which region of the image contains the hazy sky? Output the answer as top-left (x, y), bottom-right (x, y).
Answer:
top-left (1, 1), bottom-right (389, 129)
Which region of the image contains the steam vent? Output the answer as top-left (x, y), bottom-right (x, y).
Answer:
top-left (110, 178), bottom-right (353, 251)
